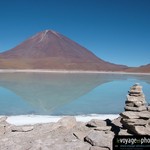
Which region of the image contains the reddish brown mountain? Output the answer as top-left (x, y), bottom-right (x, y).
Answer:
top-left (125, 64), bottom-right (150, 73)
top-left (0, 30), bottom-right (128, 70)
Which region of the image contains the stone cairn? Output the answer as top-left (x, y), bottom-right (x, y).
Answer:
top-left (120, 83), bottom-right (150, 135)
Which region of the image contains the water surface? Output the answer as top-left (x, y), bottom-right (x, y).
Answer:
top-left (0, 73), bottom-right (150, 115)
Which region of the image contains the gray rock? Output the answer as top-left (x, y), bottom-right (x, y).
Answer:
top-left (121, 111), bottom-right (150, 120)
top-left (28, 140), bottom-right (53, 150)
top-left (94, 126), bottom-right (111, 131)
top-left (145, 123), bottom-right (150, 129)
top-left (85, 130), bottom-right (113, 149)
top-left (11, 126), bottom-right (34, 132)
top-left (64, 133), bottom-right (77, 142)
top-left (130, 125), bottom-right (150, 135)
top-left (46, 140), bottom-right (91, 150)
top-left (129, 84), bottom-right (143, 94)
top-left (0, 136), bottom-right (33, 150)
top-left (118, 129), bottom-right (132, 135)
top-left (134, 101), bottom-right (144, 107)
top-left (126, 95), bottom-right (145, 102)
top-left (0, 117), bottom-right (7, 123)
top-left (57, 116), bottom-right (77, 129)
top-left (121, 118), bottom-right (150, 135)
top-left (0, 143), bottom-right (24, 150)
top-left (0, 125), bottom-right (5, 135)
top-left (126, 101), bottom-right (145, 107)
top-left (90, 146), bottom-right (109, 150)
top-left (122, 118), bottom-right (148, 126)
top-left (111, 117), bottom-right (122, 128)
top-left (73, 122), bottom-right (90, 132)
top-left (120, 111), bottom-right (139, 119)
top-left (73, 131), bottom-right (89, 141)
top-left (125, 105), bottom-right (147, 112)
top-left (73, 122), bottom-right (91, 141)
top-left (86, 119), bottom-right (106, 127)
top-left (125, 102), bottom-right (134, 107)
top-left (138, 111), bottom-right (150, 119)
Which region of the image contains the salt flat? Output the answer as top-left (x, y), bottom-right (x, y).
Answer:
top-left (0, 69), bottom-right (150, 75)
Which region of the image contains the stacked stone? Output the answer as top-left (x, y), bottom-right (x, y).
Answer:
top-left (125, 83), bottom-right (147, 112)
top-left (120, 83), bottom-right (150, 135)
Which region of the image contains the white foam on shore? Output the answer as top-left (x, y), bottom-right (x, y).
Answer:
top-left (2, 114), bottom-right (119, 126)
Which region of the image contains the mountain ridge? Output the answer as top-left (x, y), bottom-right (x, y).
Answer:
top-left (0, 30), bottom-right (138, 71)
top-left (125, 64), bottom-right (150, 73)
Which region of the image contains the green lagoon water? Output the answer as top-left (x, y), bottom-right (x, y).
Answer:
top-left (0, 73), bottom-right (150, 116)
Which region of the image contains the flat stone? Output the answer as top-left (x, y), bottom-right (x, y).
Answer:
top-left (94, 126), bottom-right (111, 131)
top-left (86, 119), bottom-right (106, 127)
top-left (138, 111), bottom-right (150, 119)
top-left (125, 102), bottom-right (135, 107)
top-left (126, 95), bottom-right (145, 102)
top-left (134, 101), bottom-right (145, 107)
top-left (120, 111), bottom-right (140, 119)
top-left (111, 117), bottom-right (123, 128)
top-left (64, 133), bottom-right (77, 142)
top-left (131, 126), bottom-right (150, 135)
top-left (121, 119), bottom-right (150, 135)
top-left (90, 146), bottom-right (109, 150)
top-left (129, 90), bottom-right (142, 94)
top-left (126, 101), bottom-right (146, 107)
top-left (120, 111), bottom-right (150, 119)
top-left (73, 131), bottom-right (90, 141)
top-left (118, 129), bottom-right (132, 135)
top-left (122, 118), bottom-right (148, 126)
top-left (127, 101), bottom-right (145, 107)
top-left (125, 105), bottom-right (147, 112)
top-left (85, 130), bottom-right (113, 149)
top-left (57, 116), bottom-right (77, 129)
top-left (11, 126), bottom-right (34, 132)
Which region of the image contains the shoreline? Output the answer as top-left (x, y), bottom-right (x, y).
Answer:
top-left (0, 69), bottom-right (150, 75)
top-left (0, 114), bottom-right (119, 126)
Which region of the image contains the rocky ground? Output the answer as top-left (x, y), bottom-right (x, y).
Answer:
top-left (0, 116), bottom-right (130, 150)
top-left (0, 83), bottom-right (150, 150)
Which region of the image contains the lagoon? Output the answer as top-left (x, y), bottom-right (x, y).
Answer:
top-left (0, 72), bottom-right (150, 116)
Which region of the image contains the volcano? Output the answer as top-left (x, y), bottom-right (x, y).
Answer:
top-left (0, 30), bottom-right (127, 71)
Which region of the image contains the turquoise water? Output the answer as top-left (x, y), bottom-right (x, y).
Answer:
top-left (0, 73), bottom-right (150, 115)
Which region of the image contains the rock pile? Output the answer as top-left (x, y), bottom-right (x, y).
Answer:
top-left (0, 117), bottom-right (114, 150)
top-left (125, 83), bottom-right (147, 111)
top-left (120, 83), bottom-right (150, 135)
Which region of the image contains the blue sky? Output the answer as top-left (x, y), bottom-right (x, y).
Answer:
top-left (0, 0), bottom-right (150, 67)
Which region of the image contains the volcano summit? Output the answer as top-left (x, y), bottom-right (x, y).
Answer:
top-left (0, 30), bottom-right (127, 71)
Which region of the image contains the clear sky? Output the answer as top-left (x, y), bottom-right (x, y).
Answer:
top-left (0, 0), bottom-right (150, 67)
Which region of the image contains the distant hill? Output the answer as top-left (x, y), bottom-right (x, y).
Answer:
top-left (0, 30), bottom-right (128, 71)
top-left (125, 64), bottom-right (150, 73)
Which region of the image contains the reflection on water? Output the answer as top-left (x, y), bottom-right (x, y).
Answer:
top-left (0, 73), bottom-right (150, 115)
